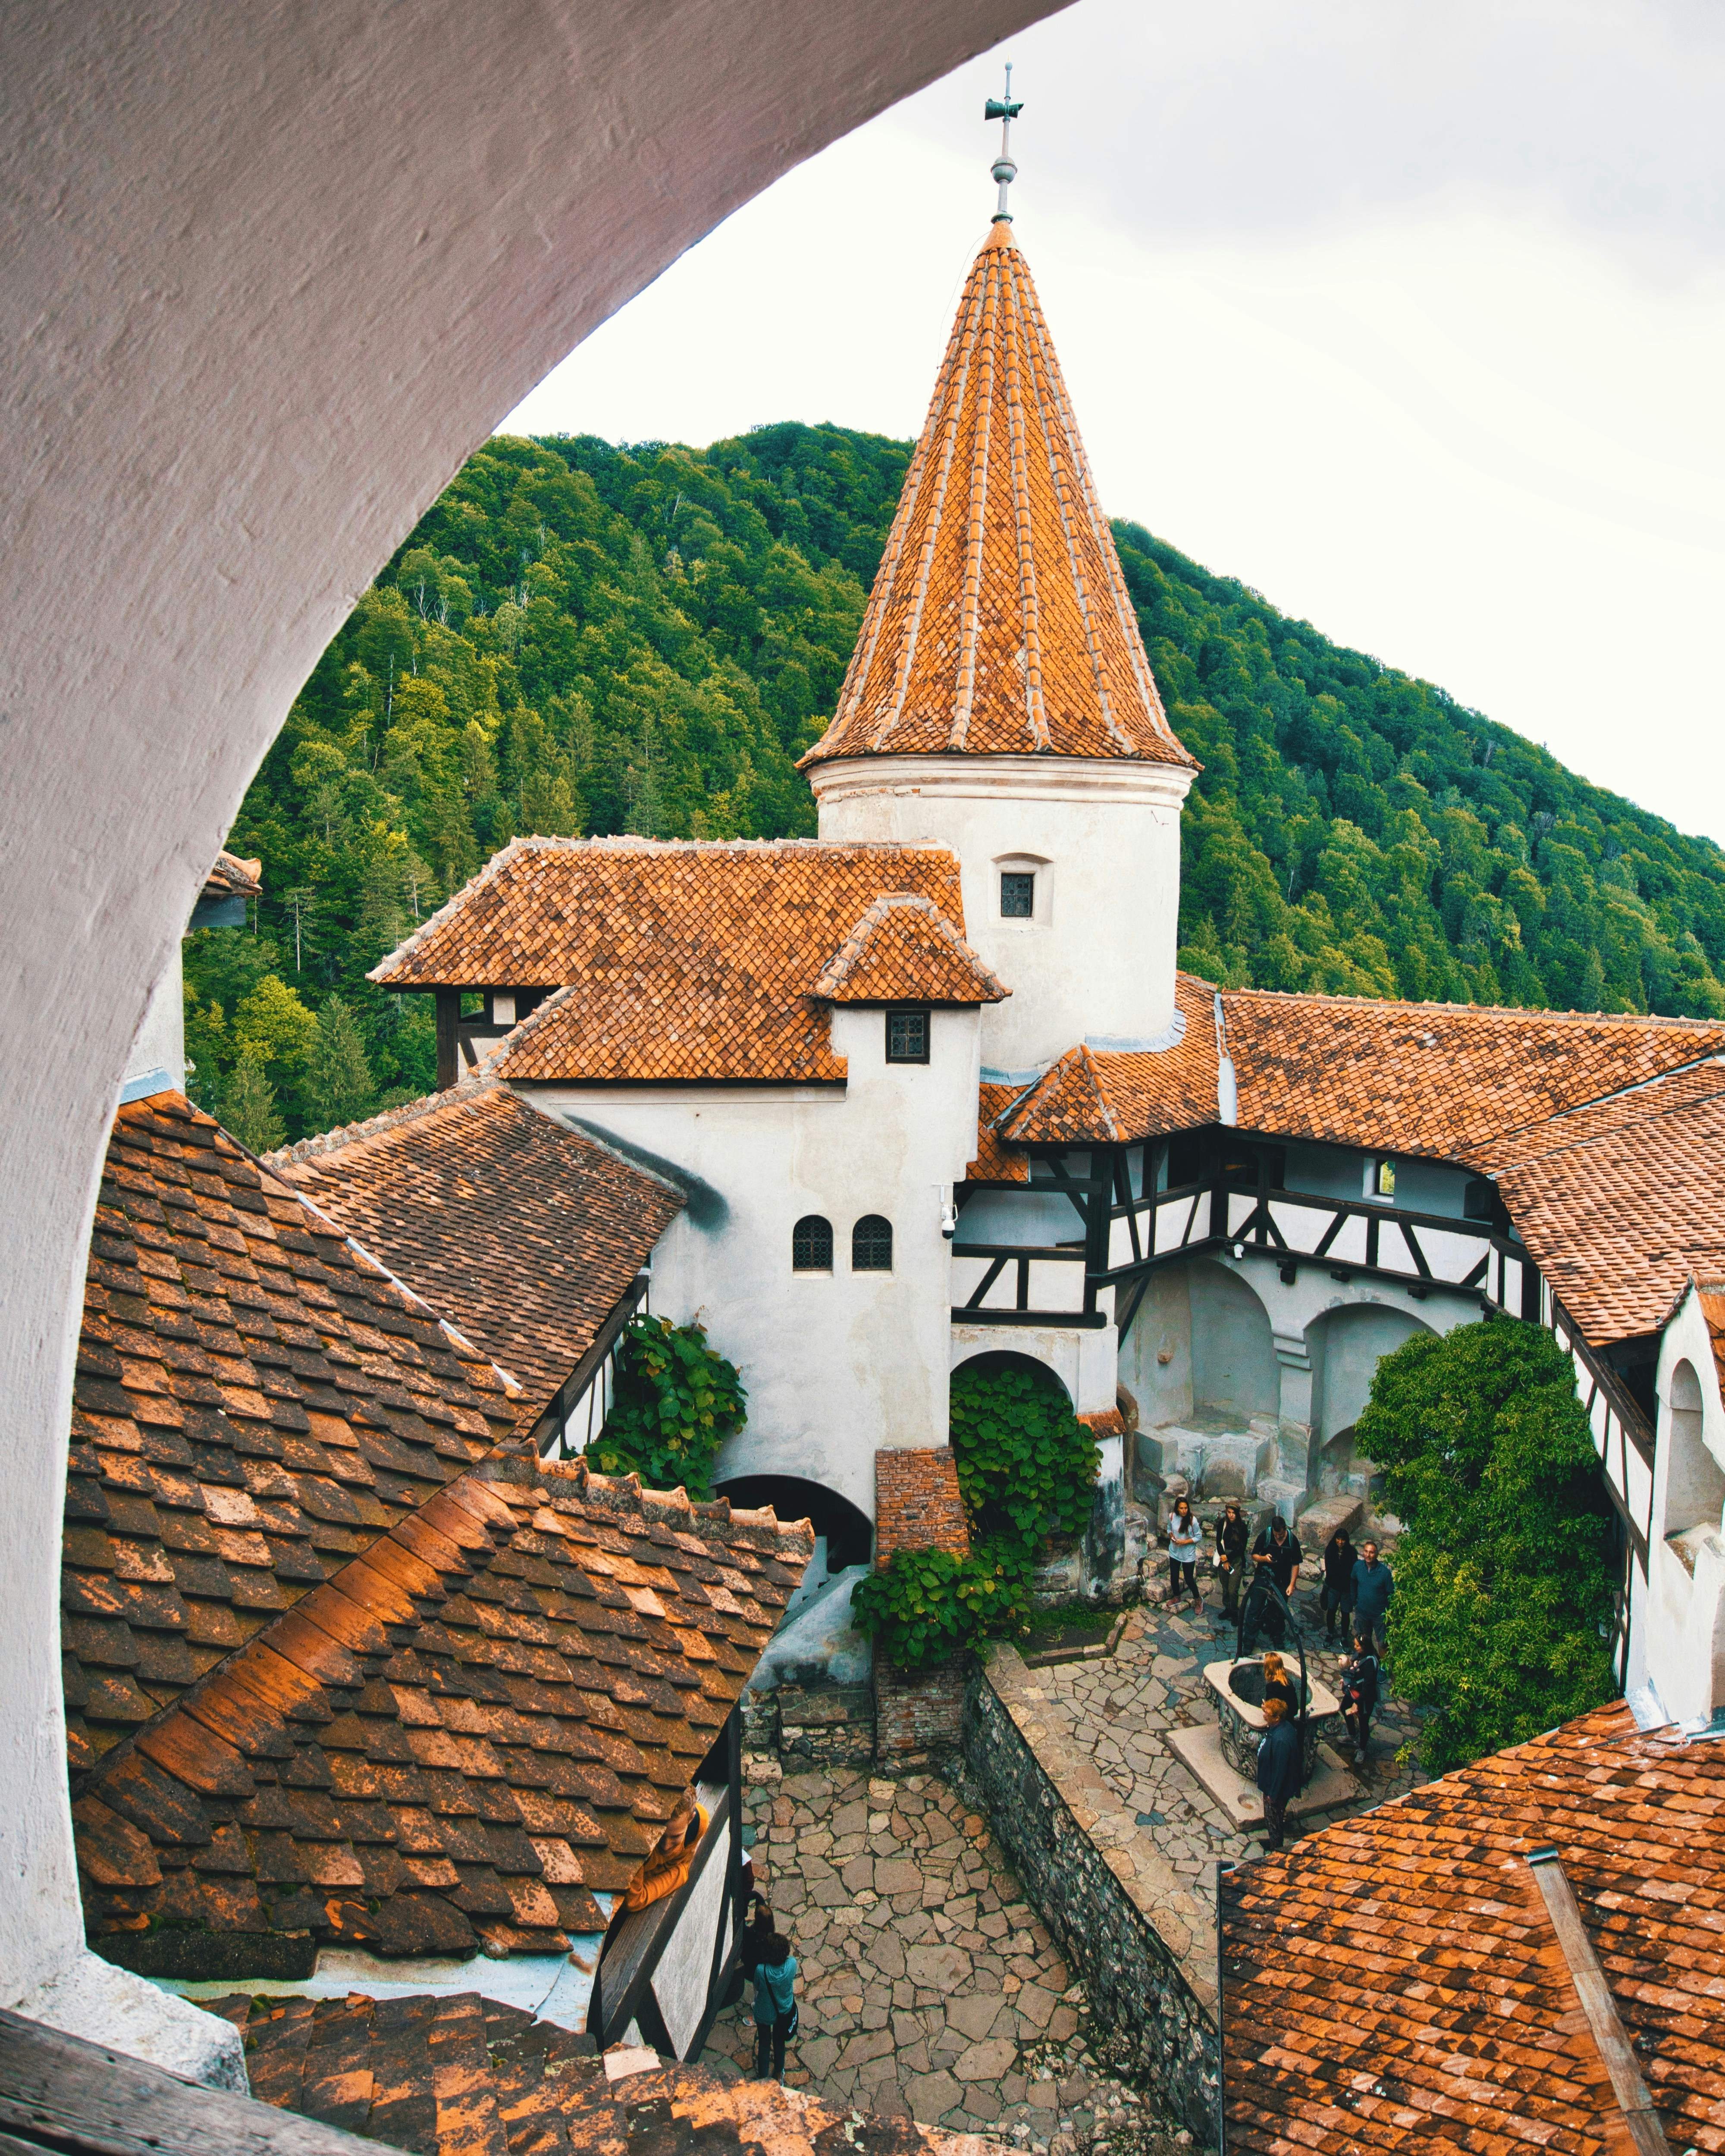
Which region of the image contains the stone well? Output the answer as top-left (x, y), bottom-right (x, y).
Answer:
top-left (1204, 1657), bottom-right (1341, 1779)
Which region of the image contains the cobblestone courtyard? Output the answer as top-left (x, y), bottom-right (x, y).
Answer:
top-left (699, 1573), bottom-right (1421, 2145)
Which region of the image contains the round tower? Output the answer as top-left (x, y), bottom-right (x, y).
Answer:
top-left (801, 205), bottom-right (1196, 1081)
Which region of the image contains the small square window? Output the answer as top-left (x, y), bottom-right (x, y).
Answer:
top-left (1000, 871), bottom-right (1035, 919)
top-left (886, 1007), bottom-right (930, 1064)
top-left (1376, 1157), bottom-right (1397, 1199)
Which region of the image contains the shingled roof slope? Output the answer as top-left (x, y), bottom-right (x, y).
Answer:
top-left (371, 839), bottom-right (979, 1083)
top-left (1225, 989), bottom-right (1725, 1161)
top-left (74, 1452), bottom-right (811, 1970)
top-left (203, 1990), bottom-right (1007, 2156)
top-left (1479, 1065), bottom-right (1725, 1344)
top-left (812, 892), bottom-right (1008, 1005)
top-left (268, 1083), bottom-right (683, 1421)
top-left (998, 975), bottom-right (1220, 1147)
top-left (1221, 1701), bottom-right (1725, 2156)
top-left (64, 1094), bottom-right (520, 1778)
top-left (800, 224), bottom-right (1194, 773)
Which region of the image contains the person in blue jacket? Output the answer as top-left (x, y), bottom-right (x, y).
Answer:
top-left (1349, 1539), bottom-right (1394, 1656)
top-left (1255, 1697), bottom-right (1304, 1850)
top-left (753, 1931), bottom-right (799, 2081)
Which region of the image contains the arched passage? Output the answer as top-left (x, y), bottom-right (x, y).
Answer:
top-left (1665, 1360), bottom-right (1725, 1540)
top-left (0, 0), bottom-right (1055, 2027)
top-left (1188, 1259), bottom-right (1278, 1424)
top-left (1306, 1302), bottom-right (1434, 1497)
top-left (951, 1348), bottom-right (1074, 1405)
top-left (714, 1474), bottom-right (873, 1571)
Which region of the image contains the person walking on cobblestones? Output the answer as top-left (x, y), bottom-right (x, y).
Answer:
top-left (1217, 1500), bottom-right (1248, 1622)
top-left (1320, 1526), bottom-right (1357, 1641)
top-left (1256, 1697), bottom-right (1302, 1851)
top-left (752, 1931), bottom-right (799, 2082)
top-left (1350, 1539), bottom-right (1394, 1656)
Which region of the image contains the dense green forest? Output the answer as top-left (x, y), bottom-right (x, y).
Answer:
top-left (188, 423), bottom-right (1725, 1147)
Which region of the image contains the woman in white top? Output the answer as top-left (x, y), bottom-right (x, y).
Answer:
top-left (1166, 1495), bottom-right (1204, 1613)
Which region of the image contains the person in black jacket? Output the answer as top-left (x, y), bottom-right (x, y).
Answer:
top-left (1320, 1527), bottom-right (1357, 1641)
top-left (1216, 1501), bottom-right (1249, 1621)
top-left (1339, 1635), bottom-right (1381, 1767)
top-left (1250, 1517), bottom-right (1302, 1643)
top-left (1255, 1697), bottom-right (1303, 1849)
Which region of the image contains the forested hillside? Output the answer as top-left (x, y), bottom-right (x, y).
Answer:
top-left (189, 423), bottom-right (1725, 1147)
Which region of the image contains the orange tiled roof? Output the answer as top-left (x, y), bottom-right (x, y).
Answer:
top-left (368, 838), bottom-right (982, 1084)
top-left (1697, 1286), bottom-right (1725, 1402)
top-left (1000, 975), bottom-right (1221, 1147)
top-left (800, 223), bottom-right (1195, 773)
top-left (1478, 1064), bottom-right (1725, 1344)
top-left (204, 1990), bottom-right (1008, 2156)
top-left (973, 1082), bottom-right (1032, 1181)
top-left (63, 1093), bottom-right (520, 1778)
top-left (269, 1082), bottom-right (683, 1422)
top-left (812, 891), bottom-right (1008, 1004)
top-left (1224, 989), bottom-right (1725, 1160)
top-left (74, 1452), bottom-right (811, 1968)
top-left (204, 850), bottom-right (263, 899)
top-left (1222, 1701), bottom-right (1725, 2156)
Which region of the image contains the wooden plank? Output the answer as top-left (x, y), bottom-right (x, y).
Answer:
top-left (963, 1256), bottom-right (1007, 1310)
top-left (0, 2011), bottom-right (393, 2156)
top-left (1524, 1853), bottom-right (1670, 2156)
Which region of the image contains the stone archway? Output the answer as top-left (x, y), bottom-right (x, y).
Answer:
top-left (1305, 1302), bottom-right (1435, 1498)
top-left (1, 0), bottom-right (1054, 2028)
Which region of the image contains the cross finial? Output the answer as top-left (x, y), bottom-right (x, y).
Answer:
top-left (984, 62), bottom-right (1022, 222)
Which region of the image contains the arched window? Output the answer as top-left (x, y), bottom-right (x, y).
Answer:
top-left (791, 1215), bottom-right (833, 1272)
top-left (852, 1214), bottom-right (893, 1272)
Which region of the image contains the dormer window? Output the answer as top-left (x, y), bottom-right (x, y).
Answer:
top-left (886, 1007), bottom-right (930, 1064)
top-left (1000, 871), bottom-right (1035, 919)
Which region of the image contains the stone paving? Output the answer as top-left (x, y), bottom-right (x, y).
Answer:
top-left (701, 1767), bottom-right (1184, 2150)
top-left (1028, 1567), bottom-right (1427, 1881)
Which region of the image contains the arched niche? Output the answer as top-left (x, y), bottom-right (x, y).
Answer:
top-left (951, 1348), bottom-right (1073, 1407)
top-left (1665, 1360), bottom-right (1725, 1541)
top-left (1306, 1302), bottom-right (1433, 1488)
top-left (1187, 1258), bottom-right (1278, 1425)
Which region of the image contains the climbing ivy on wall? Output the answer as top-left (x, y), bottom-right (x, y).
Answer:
top-left (853, 1363), bottom-right (1101, 1669)
top-left (588, 1315), bottom-right (746, 1501)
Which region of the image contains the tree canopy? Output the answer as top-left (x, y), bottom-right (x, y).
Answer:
top-left (189, 421), bottom-right (1725, 1144)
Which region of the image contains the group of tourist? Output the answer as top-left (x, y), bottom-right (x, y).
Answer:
top-left (1160, 1499), bottom-right (1394, 1851)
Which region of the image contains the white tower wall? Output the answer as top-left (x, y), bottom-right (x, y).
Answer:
top-left (812, 753), bottom-right (1192, 1078)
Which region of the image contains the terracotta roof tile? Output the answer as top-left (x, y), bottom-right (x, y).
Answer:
top-left (369, 838), bottom-right (983, 1083)
top-left (1222, 1702), bottom-right (1725, 2156)
top-left (801, 223), bottom-right (1194, 773)
top-left (972, 1083), bottom-right (1031, 1181)
top-left (1479, 1065), bottom-right (1725, 1344)
top-left (268, 1084), bottom-right (682, 1422)
top-left (205, 850), bottom-right (263, 899)
top-left (62, 1095), bottom-right (520, 1779)
top-left (75, 1454), bottom-right (811, 1969)
top-left (204, 1990), bottom-right (1008, 2156)
top-left (1223, 989), bottom-right (1725, 1161)
top-left (812, 892), bottom-right (1007, 1005)
top-left (998, 976), bottom-right (1222, 1148)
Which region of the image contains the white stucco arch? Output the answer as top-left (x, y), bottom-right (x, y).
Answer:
top-left (1, 0), bottom-right (1054, 2038)
top-left (952, 1344), bottom-right (1076, 1406)
top-left (1305, 1301), bottom-right (1435, 1498)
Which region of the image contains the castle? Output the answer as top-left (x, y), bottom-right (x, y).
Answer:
top-left (344, 206), bottom-right (1725, 1733)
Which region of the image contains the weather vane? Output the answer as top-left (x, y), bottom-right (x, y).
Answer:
top-left (985, 61), bottom-right (1023, 222)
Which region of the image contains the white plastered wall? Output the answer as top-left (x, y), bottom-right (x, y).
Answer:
top-left (1647, 1290), bottom-right (1725, 1723)
top-left (0, 0), bottom-right (1054, 2062)
top-left (812, 756), bottom-right (1193, 1076)
top-left (526, 1006), bottom-right (982, 1524)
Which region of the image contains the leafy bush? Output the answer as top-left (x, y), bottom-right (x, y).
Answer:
top-left (587, 1316), bottom-right (745, 1501)
top-left (1355, 1315), bottom-right (1617, 1773)
top-left (853, 1363), bottom-right (1101, 1669)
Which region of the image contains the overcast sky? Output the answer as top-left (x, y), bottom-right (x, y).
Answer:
top-left (502, 0), bottom-right (1725, 846)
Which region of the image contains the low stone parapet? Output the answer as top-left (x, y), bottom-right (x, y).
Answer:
top-left (961, 1641), bottom-right (1218, 2137)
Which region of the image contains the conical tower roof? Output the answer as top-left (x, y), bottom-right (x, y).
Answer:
top-left (802, 222), bottom-right (1195, 771)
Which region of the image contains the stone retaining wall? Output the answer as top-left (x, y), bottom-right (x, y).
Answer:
top-left (961, 1642), bottom-right (1219, 2137)
top-left (875, 1655), bottom-right (968, 1759)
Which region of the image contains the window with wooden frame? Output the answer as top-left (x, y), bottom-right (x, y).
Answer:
top-left (851, 1215), bottom-right (894, 1271)
top-left (885, 1006), bottom-right (930, 1064)
top-left (791, 1215), bottom-right (833, 1271)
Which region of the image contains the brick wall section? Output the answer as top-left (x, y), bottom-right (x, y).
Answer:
top-left (963, 1642), bottom-right (1218, 2136)
top-left (872, 1448), bottom-right (970, 1758)
top-left (875, 1446), bottom-right (971, 1561)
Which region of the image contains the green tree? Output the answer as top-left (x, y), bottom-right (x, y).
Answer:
top-left (218, 1048), bottom-right (286, 1154)
top-left (303, 995), bottom-right (376, 1133)
top-left (1355, 1316), bottom-right (1618, 1773)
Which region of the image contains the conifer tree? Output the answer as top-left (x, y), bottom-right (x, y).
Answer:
top-left (218, 1049), bottom-right (286, 1154)
top-left (304, 996), bottom-right (376, 1134)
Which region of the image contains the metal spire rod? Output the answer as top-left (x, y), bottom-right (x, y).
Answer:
top-left (985, 61), bottom-right (1023, 222)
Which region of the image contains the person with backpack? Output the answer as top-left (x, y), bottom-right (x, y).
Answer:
top-left (1165, 1495), bottom-right (1203, 1613)
top-left (1216, 1501), bottom-right (1249, 1622)
top-left (1255, 1697), bottom-right (1303, 1851)
top-left (1319, 1526), bottom-right (1357, 1642)
top-left (1339, 1634), bottom-right (1381, 1767)
top-left (1250, 1516), bottom-right (1302, 1643)
top-left (752, 1931), bottom-right (799, 2081)
top-left (1350, 1539), bottom-right (1394, 1656)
